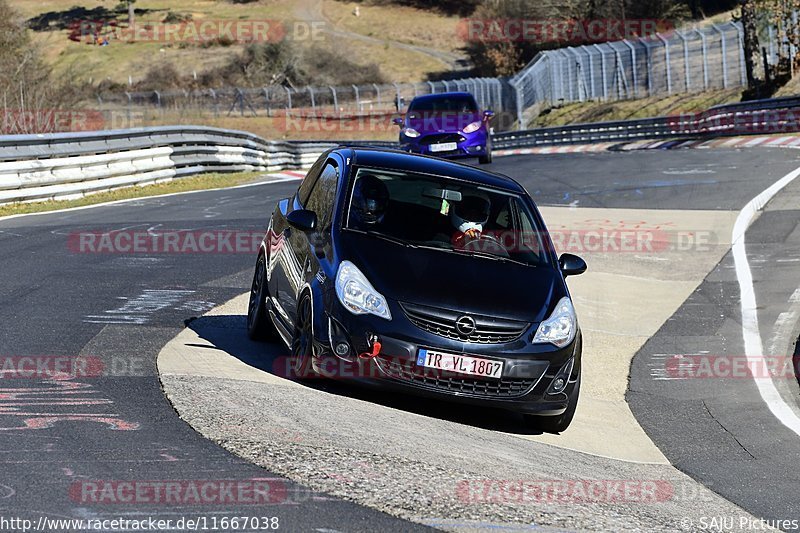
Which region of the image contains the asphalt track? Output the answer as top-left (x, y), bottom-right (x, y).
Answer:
top-left (1, 147), bottom-right (800, 530)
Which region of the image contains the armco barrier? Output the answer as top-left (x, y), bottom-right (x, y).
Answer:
top-left (3, 94), bottom-right (800, 204)
top-left (492, 95), bottom-right (800, 149)
top-left (0, 126), bottom-right (396, 204)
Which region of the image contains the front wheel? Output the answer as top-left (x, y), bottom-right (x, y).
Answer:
top-left (523, 375), bottom-right (580, 434)
top-left (290, 293), bottom-right (315, 379)
top-left (247, 255), bottom-right (277, 341)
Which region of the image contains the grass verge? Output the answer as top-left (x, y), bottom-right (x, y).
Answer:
top-left (0, 170), bottom-right (275, 218)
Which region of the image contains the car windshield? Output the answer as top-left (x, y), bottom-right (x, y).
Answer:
top-left (344, 167), bottom-right (549, 267)
top-left (408, 95), bottom-right (479, 114)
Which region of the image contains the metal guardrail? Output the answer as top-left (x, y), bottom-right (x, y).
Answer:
top-left (493, 95), bottom-right (800, 149)
top-left (0, 126), bottom-right (396, 204)
top-left (2, 93), bottom-right (800, 204)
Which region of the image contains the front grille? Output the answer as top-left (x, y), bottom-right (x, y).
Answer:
top-left (400, 302), bottom-right (529, 344)
top-left (419, 133), bottom-right (465, 146)
top-left (375, 356), bottom-right (538, 398)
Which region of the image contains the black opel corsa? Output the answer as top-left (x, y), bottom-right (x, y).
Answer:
top-left (247, 148), bottom-right (587, 432)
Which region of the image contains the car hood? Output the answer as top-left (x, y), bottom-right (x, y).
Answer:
top-left (338, 232), bottom-right (563, 322)
top-left (406, 112), bottom-right (482, 134)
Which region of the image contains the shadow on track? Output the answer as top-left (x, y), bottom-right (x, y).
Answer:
top-left (189, 313), bottom-right (544, 436)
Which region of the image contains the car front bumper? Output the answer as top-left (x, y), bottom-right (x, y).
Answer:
top-left (400, 131), bottom-right (490, 159)
top-left (312, 302), bottom-right (581, 416)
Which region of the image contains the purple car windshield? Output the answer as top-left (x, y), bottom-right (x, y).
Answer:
top-left (408, 95), bottom-right (479, 114)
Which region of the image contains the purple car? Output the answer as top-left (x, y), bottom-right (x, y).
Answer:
top-left (393, 92), bottom-right (494, 164)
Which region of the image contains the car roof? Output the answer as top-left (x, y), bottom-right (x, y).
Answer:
top-left (409, 92), bottom-right (476, 103)
top-left (337, 148), bottom-right (526, 194)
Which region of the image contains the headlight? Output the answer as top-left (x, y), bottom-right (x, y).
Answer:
top-left (462, 121), bottom-right (482, 134)
top-left (335, 261), bottom-right (392, 320)
top-left (401, 127), bottom-right (420, 138)
top-left (533, 297), bottom-right (576, 347)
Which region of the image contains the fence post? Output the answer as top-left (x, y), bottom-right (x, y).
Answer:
top-left (373, 84), bottom-right (382, 107)
top-left (513, 80), bottom-right (525, 130)
top-left (210, 89), bottom-right (219, 117)
top-left (695, 29), bottom-right (709, 90)
top-left (621, 40), bottom-right (638, 97)
top-left (329, 86), bottom-right (338, 116)
top-left (285, 87), bottom-right (292, 113)
top-left (637, 38), bottom-right (653, 96)
top-left (427, 81), bottom-right (435, 94)
top-left (307, 86), bottom-right (316, 113)
top-left (712, 24), bottom-right (729, 89)
top-left (592, 44), bottom-right (608, 100)
top-left (656, 33), bottom-right (673, 94)
top-left (768, 25), bottom-right (776, 66)
top-left (353, 85), bottom-right (361, 112)
top-left (393, 82), bottom-right (402, 111)
top-left (125, 91), bottom-right (132, 126)
top-left (263, 87), bottom-right (271, 117)
top-left (734, 22), bottom-right (747, 86)
top-left (676, 30), bottom-right (690, 91)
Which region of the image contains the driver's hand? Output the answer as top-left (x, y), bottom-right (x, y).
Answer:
top-left (464, 228), bottom-right (482, 240)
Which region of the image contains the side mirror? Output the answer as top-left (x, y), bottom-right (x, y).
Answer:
top-left (483, 110), bottom-right (495, 120)
top-left (559, 253), bottom-right (587, 277)
top-left (286, 209), bottom-right (317, 233)
top-left (392, 117), bottom-right (404, 127)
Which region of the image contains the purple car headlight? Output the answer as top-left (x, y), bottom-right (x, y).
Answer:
top-left (462, 121), bottom-right (483, 134)
top-left (402, 127), bottom-right (421, 138)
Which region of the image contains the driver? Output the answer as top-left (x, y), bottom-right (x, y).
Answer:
top-left (451, 190), bottom-right (491, 248)
top-left (351, 174), bottom-right (389, 227)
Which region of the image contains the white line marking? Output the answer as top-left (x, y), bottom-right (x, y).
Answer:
top-left (733, 165), bottom-right (800, 436)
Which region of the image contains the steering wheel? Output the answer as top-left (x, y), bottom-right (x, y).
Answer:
top-left (462, 233), bottom-right (510, 257)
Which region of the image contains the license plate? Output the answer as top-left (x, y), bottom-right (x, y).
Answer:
top-left (429, 142), bottom-right (458, 153)
top-left (417, 349), bottom-right (503, 379)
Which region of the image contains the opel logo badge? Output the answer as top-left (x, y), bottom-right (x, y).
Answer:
top-left (455, 315), bottom-right (477, 336)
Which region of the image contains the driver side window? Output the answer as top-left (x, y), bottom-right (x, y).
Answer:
top-left (304, 162), bottom-right (339, 232)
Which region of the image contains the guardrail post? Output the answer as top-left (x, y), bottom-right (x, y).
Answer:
top-left (695, 29), bottom-right (709, 90)
top-left (712, 24), bottom-right (729, 89)
top-left (622, 40), bottom-right (639, 97)
top-left (656, 33), bottom-right (672, 94)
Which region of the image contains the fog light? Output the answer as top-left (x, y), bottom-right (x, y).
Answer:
top-left (546, 358), bottom-right (574, 395)
top-left (334, 343), bottom-right (350, 357)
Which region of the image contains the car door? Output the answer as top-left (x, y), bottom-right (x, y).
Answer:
top-left (281, 159), bottom-right (340, 323)
top-left (269, 155), bottom-right (327, 325)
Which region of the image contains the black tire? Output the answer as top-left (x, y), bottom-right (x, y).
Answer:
top-left (247, 255), bottom-right (277, 341)
top-left (524, 375), bottom-right (580, 434)
top-left (290, 292), bottom-right (314, 379)
top-left (478, 144), bottom-right (493, 165)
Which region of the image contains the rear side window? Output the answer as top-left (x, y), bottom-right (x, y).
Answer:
top-left (304, 162), bottom-right (339, 232)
